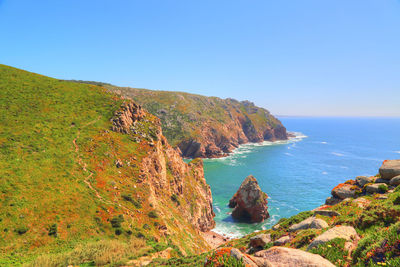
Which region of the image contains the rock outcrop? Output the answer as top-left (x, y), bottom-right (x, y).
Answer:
top-left (254, 247), bottom-right (336, 267)
top-left (229, 175), bottom-right (269, 223)
top-left (250, 234), bottom-right (272, 250)
top-left (288, 217), bottom-right (328, 232)
top-left (379, 159), bottom-right (400, 180)
top-left (307, 226), bottom-right (359, 250)
top-left (111, 102), bottom-right (216, 232)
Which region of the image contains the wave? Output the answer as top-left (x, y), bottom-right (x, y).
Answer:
top-left (331, 152), bottom-right (345, 157)
top-left (395, 151), bottom-right (400, 154)
top-left (204, 131), bottom-right (307, 164)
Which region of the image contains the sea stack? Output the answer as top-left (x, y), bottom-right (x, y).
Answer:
top-left (229, 175), bottom-right (269, 223)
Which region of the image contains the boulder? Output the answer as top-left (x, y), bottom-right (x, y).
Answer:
top-left (314, 210), bottom-right (341, 217)
top-left (307, 226), bottom-right (359, 250)
top-left (229, 248), bottom-right (258, 267)
top-left (365, 183), bottom-right (388, 194)
top-left (229, 175), bottom-right (269, 223)
top-left (289, 217), bottom-right (328, 232)
top-left (250, 234), bottom-right (272, 249)
top-left (390, 175), bottom-right (400, 186)
top-left (274, 235), bottom-right (290, 246)
top-left (379, 160), bottom-right (400, 180)
top-left (325, 196), bottom-right (341, 205)
top-left (254, 247), bottom-right (335, 267)
top-left (375, 178), bottom-right (390, 184)
top-left (356, 176), bottom-right (375, 187)
top-left (331, 183), bottom-right (356, 199)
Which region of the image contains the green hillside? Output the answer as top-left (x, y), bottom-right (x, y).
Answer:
top-left (0, 65), bottom-right (213, 266)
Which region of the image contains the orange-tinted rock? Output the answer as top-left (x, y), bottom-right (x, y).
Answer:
top-left (229, 175), bottom-right (269, 223)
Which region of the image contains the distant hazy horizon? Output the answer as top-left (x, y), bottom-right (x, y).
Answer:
top-left (1, 0), bottom-right (399, 116)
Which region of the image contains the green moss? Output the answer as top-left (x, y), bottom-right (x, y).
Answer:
top-left (309, 238), bottom-right (348, 267)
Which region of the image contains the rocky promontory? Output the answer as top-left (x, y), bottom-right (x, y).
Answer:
top-left (105, 86), bottom-right (288, 158)
top-left (229, 175), bottom-right (269, 223)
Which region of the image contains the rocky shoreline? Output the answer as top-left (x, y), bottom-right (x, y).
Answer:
top-left (198, 160), bottom-right (400, 266)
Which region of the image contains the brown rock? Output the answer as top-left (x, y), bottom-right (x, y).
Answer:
top-left (331, 183), bottom-right (356, 199)
top-left (255, 247), bottom-right (335, 267)
top-left (308, 226), bottom-right (359, 250)
top-left (250, 234), bottom-right (272, 249)
top-left (390, 175), bottom-right (400, 186)
top-left (314, 210), bottom-right (341, 217)
top-left (356, 176), bottom-right (375, 187)
top-left (288, 217), bottom-right (328, 232)
top-left (379, 159), bottom-right (400, 180)
top-left (229, 175), bottom-right (269, 223)
top-left (273, 235), bottom-right (290, 246)
top-left (325, 196), bottom-right (342, 205)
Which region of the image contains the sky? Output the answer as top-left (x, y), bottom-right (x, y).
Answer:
top-left (0, 0), bottom-right (399, 116)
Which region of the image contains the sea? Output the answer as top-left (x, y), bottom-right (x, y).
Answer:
top-left (203, 117), bottom-right (400, 238)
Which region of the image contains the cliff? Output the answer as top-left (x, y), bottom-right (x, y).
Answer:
top-left (0, 65), bottom-right (215, 266)
top-left (105, 86), bottom-right (288, 158)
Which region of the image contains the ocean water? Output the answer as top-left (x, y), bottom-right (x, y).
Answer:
top-left (203, 117), bottom-right (400, 238)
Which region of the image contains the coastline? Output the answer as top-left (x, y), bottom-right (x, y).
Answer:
top-left (202, 131), bottom-right (307, 162)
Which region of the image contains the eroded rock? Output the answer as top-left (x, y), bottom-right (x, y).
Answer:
top-left (250, 234), bottom-right (272, 249)
top-left (254, 247), bottom-right (335, 267)
top-left (379, 160), bottom-right (400, 180)
top-left (229, 175), bottom-right (269, 223)
top-left (289, 217), bottom-right (328, 232)
top-left (307, 226), bottom-right (359, 250)
top-left (356, 176), bottom-right (375, 187)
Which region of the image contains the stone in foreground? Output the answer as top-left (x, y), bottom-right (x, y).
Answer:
top-left (379, 159), bottom-right (400, 180)
top-left (250, 234), bottom-right (272, 250)
top-left (307, 226), bottom-right (359, 250)
top-left (229, 175), bottom-right (269, 223)
top-left (289, 216), bottom-right (328, 232)
top-left (255, 247), bottom-right (335, 267)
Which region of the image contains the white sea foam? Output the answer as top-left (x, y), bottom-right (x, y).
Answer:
top-left (320, 141), bottom-right (328, 144)
top-left (322, 171), bottom-right (328, 175)
top-left (204, 131), bottom-right (307, 163)
top-left (331, 152), bottom-right (345, 157)
top-left (285, 152), bottom-right (293, 156)
top-left (395, 151), bottom-right (400, 154)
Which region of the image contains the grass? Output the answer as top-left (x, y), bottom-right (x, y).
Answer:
top-left (26, 238), bottom-right (149, 267)
top-left (0, 64), bottom-right (212, 265)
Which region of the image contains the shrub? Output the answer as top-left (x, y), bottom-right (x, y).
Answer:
top-left (110, 215), bottom-right (124, 228)
top-left (378, 184), bottom-right (388, 193)
top-left (171, 194), bottom-right (180, 205)
top-left (121, 194), bottom-right (142, 209)
top-left (148, 211), bottom-right (158, 219)
top-left (115, 228), bottom-right (122, 235)
top-left (48, 224), bottom-right (57, 237)
top-left (15, 226), bottom-right (29, 235)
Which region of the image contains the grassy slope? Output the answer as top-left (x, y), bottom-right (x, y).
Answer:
top-left (106, 87), bottom-right (283, 148)
top-left (0, 65), bottom-right (208, 266)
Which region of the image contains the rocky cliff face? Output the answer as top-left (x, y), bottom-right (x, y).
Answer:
top-left (106, 87), bottom-right (288, 158)
top-left (111, 102), bottom-right (215, 232)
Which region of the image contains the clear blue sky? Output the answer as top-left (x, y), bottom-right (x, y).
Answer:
top-left (1, 0), bottom-right (399, 116)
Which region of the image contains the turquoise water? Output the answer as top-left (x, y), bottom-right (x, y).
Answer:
top-left (203, 117), bottom-right (400, 237)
